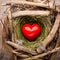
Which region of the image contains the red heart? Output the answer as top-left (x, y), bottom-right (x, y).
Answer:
top-left (22, 23), bottom-right (41, 41)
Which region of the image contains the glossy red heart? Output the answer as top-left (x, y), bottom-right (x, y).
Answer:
top-left (22, 23), bottom-right (41, 41)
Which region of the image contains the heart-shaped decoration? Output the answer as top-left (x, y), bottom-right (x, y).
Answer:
top-left (22, 23), bottom-right (42, 41)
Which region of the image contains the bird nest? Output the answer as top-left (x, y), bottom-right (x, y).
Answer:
top-left (1, 0), bottom-right (60, 60)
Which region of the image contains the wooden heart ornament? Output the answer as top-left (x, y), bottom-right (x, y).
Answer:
top-left (22, 23), bottom-right (42, 41)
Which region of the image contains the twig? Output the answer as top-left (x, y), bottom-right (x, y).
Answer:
top-left (36, 13), bottom-right (60, 53)
top-left (12, 50), bottom-right (29, 58)
top-left (55, 25), bottom-right (60, 47)
top-left (6, 41), bottom-right (37, 55)
top-left (12, 10), bottom-right (50, 17)
top-left (33, 0), bottom-right (47, 3)
top-left (2, 0), bottom-right (54, 9)
top-left (7, 8), bottom-right (12, 20)
top-left (7, 8), bottom-right (15, 42)
top-left (5, 43), bottom-right (29, 59)
top-left (25, 47), bottom-right (60, 60)
top-left (50, 21), bottom-right (60, 60)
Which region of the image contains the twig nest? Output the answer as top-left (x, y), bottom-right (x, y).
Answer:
top-left (5, 0), bottom-right (58, 54)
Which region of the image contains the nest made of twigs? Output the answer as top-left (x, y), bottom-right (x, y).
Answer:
top-left (2, 0), bottom-right (60, 60)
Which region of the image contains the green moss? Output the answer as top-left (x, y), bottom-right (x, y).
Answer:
top-left (13, 16), bottom-right (51, 50)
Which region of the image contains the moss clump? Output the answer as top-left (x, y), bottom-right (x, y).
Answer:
top-left (13, 16), bottom-right (51, 50)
